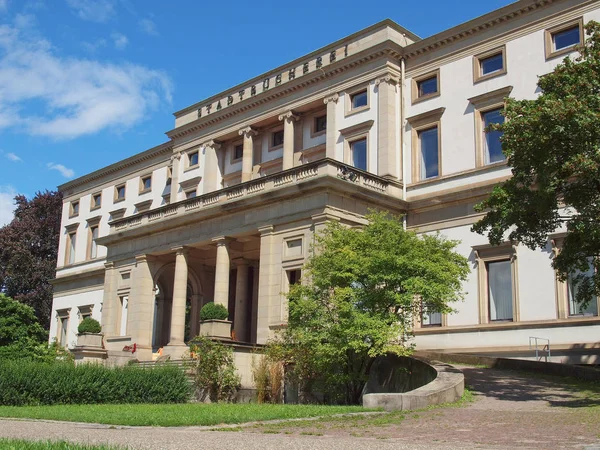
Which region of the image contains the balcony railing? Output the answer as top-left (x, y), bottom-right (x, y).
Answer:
top-left (110, 158), bottom-right (403, 233)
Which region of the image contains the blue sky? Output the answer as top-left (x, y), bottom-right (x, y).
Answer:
top-left (0, 0), bottom-right (514, 225)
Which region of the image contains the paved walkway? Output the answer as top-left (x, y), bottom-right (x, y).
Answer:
top-left (0, 366), bottom-right (599, 449)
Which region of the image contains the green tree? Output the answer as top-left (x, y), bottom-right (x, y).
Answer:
top-left (275, 212), bottom-right (469, 404)
top-left (473, 21), bottom-right (600, 308)
top-left (0, 190), bottom-right (62, 329)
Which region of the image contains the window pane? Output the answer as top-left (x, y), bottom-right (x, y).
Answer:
top-left (483, 109), bottom-right (505, 164)
top-left (272, 130), bottom-right (284, 147)
top-left (418, 76), bottom-right (438, 97)
top-left (315, 115), bottom-right (327, 132)
top-left (234, 144), bottom-right (243, 160)
top-left (189, 152), bottom-right (199, 166)
top-left (120, 296), bottom-right (128, 336)
top-left (351, 90), bottom-right (367, 109)
top-left (481, 53), bottom-right (503, 75)
top-left (422, 303), bottom-right (442, 326)
top-left (69, 233), bottom-right (76, 264)
top-left (554, 26), bottom-right (580, 50)
top-left (143, 177), bottom-right (151, 190)
top-left (419, 127), bottom-right (439, 179)
top-left (61, 317), bottom-right (68, 345)
top-left (91, 227), bottom-right (98, 259)
top-left (117, 186), bottom-right (125, 199)
top-left (93, 195), bottom-right (101, 208)
top-left (488, 260), bottom-right (513, 321)
top-left (568, 263), bottom-right (598, 316)
top-left (351, 139), bottom-right (367, 171)
top-left (186, 190), bottom-right (197, 199)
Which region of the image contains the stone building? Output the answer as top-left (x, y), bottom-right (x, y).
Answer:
top-left (50, 0), bottom-right (600, 382)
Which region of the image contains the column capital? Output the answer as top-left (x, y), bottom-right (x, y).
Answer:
top-left (278, 111), bottom-right (300, 122)
top-left (201, 139), bottom-right (221, 150)
top-left (104, 261), bottom-right (114, 270)
top-left (135, 254), bottom-right (148, 264)
top-left (212, 235), bottom-right (233, 246)
top-left (171, 245), bottom-right (189, 256)
top-left (375, 74), bottom-right (400, 86)
top-left (258, 224), bottom-right (274, 235)
top-left (170, 151), bottom-right (182, 163)
top-left (238, 126), bottom-right (258, 137)
top-left (323, 93), bottom-right (339, 104)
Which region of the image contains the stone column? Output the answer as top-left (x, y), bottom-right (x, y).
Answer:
top-left (212, 236), bottom-right (231, 309)
top-left (238, 127), bottom-right (258, 182)
top-left (169, 152), bottom-right (181, 204)
top-left (202, 140), bottom-right (221, 193)
top-left (189, 294), bottom-right (202, 338)
top-left (233, 259), bottom-right (249, 342)
top-left (278, 111), bottom-right (299, 170)
top-left (323, 93), bottom-right (339, 160)
top-left (168, 247), bottom-right (188, 347)
top-left (128, 255), bottom-right (155, 361)
top-left (375, 75), bottom-right (400, 180)
top-left (256, 225), bottom-right (276, 344)
top-left (100, 261), bottom-right (117, 337)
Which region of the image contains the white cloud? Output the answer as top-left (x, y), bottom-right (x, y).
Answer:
top-left (5, 152), bottom-right (22, 162)
top-left (138, 18), bottom-right (158, 36)
top-left (66, 0), bottom-right (114, 23)
top-left (82, 38), bottom-right (106, 53)
top-left (0, 186), bottom-right (16, 227)
top-left (0, 19), bottom-right (172, 139)
top-left (111, 32), bottom-right (128, 50)
top-left (47, 163), bottom-right (75, 178)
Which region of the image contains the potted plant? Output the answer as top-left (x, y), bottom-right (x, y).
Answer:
top-left (76, 317), bottom-right (103, 347)
top-left (199, 302), bottom-right (231, 339)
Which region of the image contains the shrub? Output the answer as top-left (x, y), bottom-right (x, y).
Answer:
top-left (78, 318), bottom-right (101, 334)
top-left (0, 360), bottom-right (191, 406)
top-left (200, 302), bottom-right (229, 321)
top-left (185, 336), bottom-right (240, 402)
top-left (251, 354), bottom-right (284, 404)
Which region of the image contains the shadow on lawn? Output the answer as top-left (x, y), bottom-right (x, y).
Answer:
top-left (461, 367), bottom-right (600, 408)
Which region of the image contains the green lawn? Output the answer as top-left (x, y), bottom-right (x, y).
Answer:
top-left (0, 440), bottom-right (122, 450)
top-left (0, 404), bottom-right (375, 427)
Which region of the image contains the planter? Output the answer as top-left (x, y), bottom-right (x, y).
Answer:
top-left (199, 320), bottom-right (232, 339)
top-left (77, 333), bottom-right (104, 348)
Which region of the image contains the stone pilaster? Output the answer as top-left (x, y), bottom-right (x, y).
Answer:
top-left (202, 140), bottom-right (221, 193)
top-left (238, 127), bottom-right (258, 182)
top-left (169, 152), bottom-right (181, 204)
top-left (233, 259), bottom-right (249, 342)
top-left (128, 255), bottom-right (155, 361)
top-left (212, 236), bottom-right (231, 310)
top-left (256, 225), bottom-right (276, 344)
top-left (168, 246), bottom-right (188, 346)
top-left (375, 75), bottom-right (400, 180)
top-left (323, 93), bottom-right (339, 160)
top-left (278, 111), bottom-right (299, 170)
top-left (100, 261), bottom-right (117, 337)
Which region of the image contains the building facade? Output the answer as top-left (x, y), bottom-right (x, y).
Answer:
top-left (50, 0), bottom-right (600, 374)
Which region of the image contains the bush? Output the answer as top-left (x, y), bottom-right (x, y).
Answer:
top-left (200, 302), bottom-right (229, 321)
top-left (251, 354), bottom-right (284, 404)
top-left (185, 336), bottom-right (240, 402)
top-left (0, 360), bottom-right (191, 406)
top-left (78, 317), bottom-right (101, 334)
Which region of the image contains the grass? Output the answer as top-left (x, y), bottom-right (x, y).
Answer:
top-left (0, 403), bottom-right (374, 427)
top-left (0, 440), bottom-right (122, 450)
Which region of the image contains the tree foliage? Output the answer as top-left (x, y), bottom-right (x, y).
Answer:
top-left (473, 21), bottom-right (600, 307)
top-left (273, 212), bottom-right (469, 404)
top-left (0, 190), bottom-right (62, 329)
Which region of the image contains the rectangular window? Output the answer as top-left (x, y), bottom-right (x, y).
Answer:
top-left (473, 46), bottom-right (506, 83)
top-left (233, 144), bottom-right (244, 160)
top-left (89, 226), bottom-right (98, 259)
top-left (315, 115), bottom-right (327, 133)
top-left (287, 269), bottom-right (301, 287)
top-left (480, 53), bottom-right (503, 76)
top-left (91, 193), bottom-right (102, 210)
top-left (67, 232), bottom-right (77, 265)
top-left (482, 108), bottom-right (505, 164)
top-left (419, 127), bottom-right (439, 180)
top-left (418, 76), bottom-right (438, 97)
top-left (487, 260), bottom-right (513, 321)
top-left (140, 175), bottom-right (152, 193)
top-left (60, 316), bottom-right (68, 345)
top-left (188, 151), bottom-right (199, 167)
top-left (185, 190), bottom-right (197, 199)
top-left (119, 296), bottom-right (128, 336)
top-left (70, 201), bottom-right (79, 217)
top-left (272, 130), bottom-right (284, 147)
top-left (115, 184), bottom-right (126, 202)
top-left (545, 19), bottom-right (584, 60)
top-left (567, 264), bottom-right (598, 316)
top-left (421, 302), bottom-right (442, 327)
top-left (553, 25), bottom-right (581, 51)
top-left (350, 138), bottom-right (367, 171)
top-left (351, 90), bottom-right (368, 109)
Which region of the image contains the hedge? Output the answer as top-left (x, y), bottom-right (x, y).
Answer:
top-left (78, 317), bottom-right (101, 334)
top-left (200, 302), bottom-right (229, 321)
top-left (0, 360), bottom-right (192, 406)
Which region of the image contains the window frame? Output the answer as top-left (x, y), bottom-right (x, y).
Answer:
top-left (187, 150), bottom-right (200, 170)
top-left (64, 223), bottom-right (79, 266)
top-left (349, 137), bottom-right (368, 172)
top-left (339, 120), bottom-right (374, 173)
top-left (544, 18), bottom-right (584, 60)
top-left (474, 243), bottom-right (520, 324)
top-left (473, 45), bottom-right (507, 83)
top-left (411, 69), bottom-right (440, 104)
top-left (86, 216), bottom-right (101, 261)
top-left (114, 184), bottom-right (126, 203)
top-left (270, 129), bottom-right (284, 150)
top-left (407, 107), bottom-right (445, 183)
top-left (69, 200), bottom-right (79, 218)
top-left (90, 192), bottom-right (102, 211)
top-left (139, 174), bottom-right (152, 194)
top-left (313, 114), bottom-right (327, 136)
top-left (345, 83), bottom-right (370, 117)
top-left (231, 141), bottom-right (244, 163)
top-left (56, 308), bottom-right (71, 347)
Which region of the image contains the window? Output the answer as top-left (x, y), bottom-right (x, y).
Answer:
top-left (70, 201), bottom-right (79, 217)
top-left (57, 309), bottom-right (70, 347)
top-left (65, 230), bottom-right (77, 265)
top-left (78, 305), bottom-right (92, 322)
top-left (188, 151), bottom-right (199, 167)
top-left (89, 226), bottom-right (98, 259)
top-left (114, 184), bottom-right (126, 202)
top-left (233, 144), bottom-right (244, 161)
top-left (418, 127), bottom-right (439, 180)
top-left (140, 175), bottom-right (152, 193)
top-left (412, 69), bottom-right (440, 103)
top-left (482, 108), bottom-right (505, 164)
top-left (185, 190), bottom-right (197, 199)
top-left (118, 296), bottom-right (128, 336)
top-left (567, 263), bottom-right (598, 316)
top-left (272, 130), bottom-right (284, 148)
top-left (284, 238), bottom-right (303, 259)
top-left (545, 19), bottom-right (583, 60)
top-left (473, 46), bottom-right (506, 83)
top-left (421, 303), bottom-right (442, 327)
top-left (287, 269), bottom-right (301, 286)
top-left (91, 193), bottom-right (102, 210)
top-left (474, 243), bottom-right (519, 324)
top-left (350, 90), bottom-right (367, 109)
top-left (350, 138), bottom-right (367, 171)
top-left (315, 115), bottom-right (327, 133)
